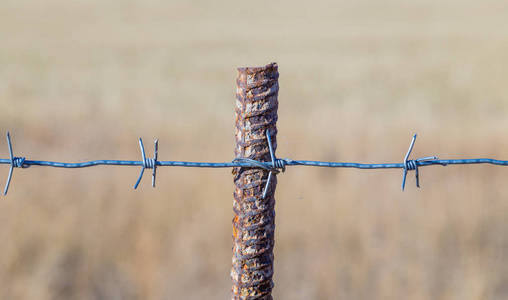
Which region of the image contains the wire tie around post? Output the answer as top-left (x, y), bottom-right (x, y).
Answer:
top-left (401, 134), bottom-right (439, 191)
top-left (3, 132), bottom-right (29, 196)
top-left (232, 129), bottom-right (291, 199)
top-left (134, 138), bottom-right (158, 189)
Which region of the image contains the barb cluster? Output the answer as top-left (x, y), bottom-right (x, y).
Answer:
top-left (134, 138), bottom-right (158, 189)
top-left (401, 134), bottom-right (443, 191)
top-left (3, 133), bottom-right (29, 195)
top-left (2, 131), bottom-right (508, 196)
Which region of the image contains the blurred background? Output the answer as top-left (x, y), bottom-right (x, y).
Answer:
top-left (1, 0), bottom-right (508, 299)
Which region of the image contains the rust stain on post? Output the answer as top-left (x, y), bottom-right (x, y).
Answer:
top-left (232, 63), bottom-right (279, 300)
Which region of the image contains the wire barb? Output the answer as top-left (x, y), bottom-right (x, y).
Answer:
top-left (263, 129), bottom-right (279, 199)
top-left (3, 132), bottom-right (28, 196)
top-left (134, 138), bottom-right (158, 189)
top-left (401, 134), bottom-right (439, 191)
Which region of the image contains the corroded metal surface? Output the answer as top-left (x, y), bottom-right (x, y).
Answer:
top-left (232, 63), bottom-right (279, 300)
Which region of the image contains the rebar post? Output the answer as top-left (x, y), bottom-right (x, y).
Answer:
top-left (232, 63), bottom-right (279, 300)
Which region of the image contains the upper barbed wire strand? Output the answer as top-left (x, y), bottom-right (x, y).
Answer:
top-left (4, 158), bottom-right (505, 169)
top-left (2, 131), bottom-right (508, 195)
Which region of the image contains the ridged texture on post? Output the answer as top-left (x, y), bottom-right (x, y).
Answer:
top-left (232, 63), bottom-right (279, 300)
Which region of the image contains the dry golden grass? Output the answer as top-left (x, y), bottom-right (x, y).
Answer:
top-left (1, 0), bottom-right (508, 299)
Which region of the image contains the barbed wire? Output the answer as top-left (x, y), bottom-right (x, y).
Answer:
top-left (2, 131), bottom-right (508, 196)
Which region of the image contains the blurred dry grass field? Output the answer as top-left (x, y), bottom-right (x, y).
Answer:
top-left (1, 0), bottom-right (508, 299)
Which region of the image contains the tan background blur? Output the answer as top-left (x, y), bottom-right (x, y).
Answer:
top-left (1, 0), bottom-right (508, 299)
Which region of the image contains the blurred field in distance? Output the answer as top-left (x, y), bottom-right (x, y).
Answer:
top-left (1, 0), bottom-right (508, 299)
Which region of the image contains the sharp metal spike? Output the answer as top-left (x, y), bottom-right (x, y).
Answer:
top-left (402, 134), bottom-right (417, 191)
top-left (134, 138), bottom-right (146, 189)
top-left (4, 132), bottom-right (15, 195)
top-left (262, 129), bottom-right (277, 199)
top-left (152, 139), bottom-right (158, 187)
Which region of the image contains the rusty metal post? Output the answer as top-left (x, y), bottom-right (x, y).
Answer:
top-left (232, 63), bottom-right (279, 300)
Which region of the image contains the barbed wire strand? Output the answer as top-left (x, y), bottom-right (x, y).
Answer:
top-left (2, 131), bottom-right (508, 196)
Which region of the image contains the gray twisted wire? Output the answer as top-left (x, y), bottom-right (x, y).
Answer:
top-left (2, 131), bottom-right (508, 195)
top-left (2, 157), bottom-right (507, 169)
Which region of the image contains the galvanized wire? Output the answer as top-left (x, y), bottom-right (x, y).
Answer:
top-left (3, 157), bottom-right (508, 169)
top-left (2, 131), bottom-right (508, 195)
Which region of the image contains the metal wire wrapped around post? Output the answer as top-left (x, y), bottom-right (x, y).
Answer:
top-left (232, 63), bottom-right (279, 300)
